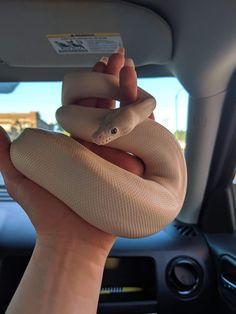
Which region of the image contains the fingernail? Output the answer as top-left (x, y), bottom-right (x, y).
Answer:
top-left (100, 56), bottom-right (108, 63)
top-left (116, 47), bottom-right (125, 55)
top-left (125, 58), bottom-right (135, 68)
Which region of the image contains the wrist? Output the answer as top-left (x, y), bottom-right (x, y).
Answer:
top-left (32, 236), bottom-right (109, 313)
top-left (35, 234), bottom-right (113, 268)
top-left (7, 235), bottom-right (112, 314)
top-left (36, 215), bottom-right (116, 262)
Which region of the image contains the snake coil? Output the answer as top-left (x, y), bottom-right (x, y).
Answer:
top-left (10, 72), bottom-right (187, 238)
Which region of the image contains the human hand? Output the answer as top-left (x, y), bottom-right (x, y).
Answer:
top-left (3, 50), bottom-right (156, 314)
top-left (0, 49), bottom-right (149, 253)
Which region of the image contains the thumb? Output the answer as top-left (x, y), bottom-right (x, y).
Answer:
top-left (0, 126), bottom-right (23, 182)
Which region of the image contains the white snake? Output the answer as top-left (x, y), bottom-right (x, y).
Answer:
top-left (10, 71), bottom-right (187, 238)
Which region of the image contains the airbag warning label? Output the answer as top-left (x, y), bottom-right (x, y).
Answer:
top-left (47, 33), bottom-right (123, 54)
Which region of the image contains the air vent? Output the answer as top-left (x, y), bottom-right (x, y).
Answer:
top-left (0, 187), bottom-right (13, 201)
top-left (174, 222), bottom-right (198, 237)
top-left (219, 255), bottom-right (236, 307)
top-left (166, 257), bottom-right (203, 298)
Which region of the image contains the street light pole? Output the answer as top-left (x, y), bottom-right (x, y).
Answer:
top-left (175, 88), bottom-right (184, 132)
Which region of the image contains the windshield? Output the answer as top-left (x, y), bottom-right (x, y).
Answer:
top-left (0, 78), bottom-right (188, 187)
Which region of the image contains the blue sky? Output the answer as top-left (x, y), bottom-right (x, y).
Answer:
top-left (0, 78), bottom-right (188, 132)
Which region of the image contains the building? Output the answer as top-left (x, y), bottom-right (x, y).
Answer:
top-left (0, 112), bottom-right (54, 140)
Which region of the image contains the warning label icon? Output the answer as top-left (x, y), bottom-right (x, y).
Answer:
top-left (53, 39), bottom-right (88, 53)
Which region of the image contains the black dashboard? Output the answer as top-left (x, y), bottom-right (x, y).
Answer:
top-left (0, 201), bottom-right (221, 314)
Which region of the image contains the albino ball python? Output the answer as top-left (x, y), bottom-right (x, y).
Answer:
top-left (10, 71), bottom-right (187, 238)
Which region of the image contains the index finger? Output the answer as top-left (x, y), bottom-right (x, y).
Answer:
top-left (120, 58), bottom-right (155, 120)
top-left (119, 58), bottom-right (137, 107)
top-left (96, 48), bottom-right (125, 109)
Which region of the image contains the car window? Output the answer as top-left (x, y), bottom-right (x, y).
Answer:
top-left (0, 78), bottom-right (188, 187)
top-left (232, 173), bottom-right (236, 215)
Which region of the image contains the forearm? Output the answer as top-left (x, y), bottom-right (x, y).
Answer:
top-left (6, 236), bottom-right (111, 314)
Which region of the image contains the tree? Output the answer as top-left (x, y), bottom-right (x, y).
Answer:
top-left (174, 130), bottom-right (186, 143)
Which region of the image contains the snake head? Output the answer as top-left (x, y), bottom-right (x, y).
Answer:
top-left (92, 107), bottom-right (138, 145)
top-left (92, 126), bottom-right (121, 145)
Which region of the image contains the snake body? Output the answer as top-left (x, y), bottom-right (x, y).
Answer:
top-left (10, 72), bottom-right (187, 238)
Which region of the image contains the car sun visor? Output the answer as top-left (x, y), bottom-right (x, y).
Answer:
top-left (0, 0), bottom-right (172, 68)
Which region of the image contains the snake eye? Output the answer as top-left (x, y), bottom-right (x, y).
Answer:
top-left (110, 127), bottom-right (118, 135)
